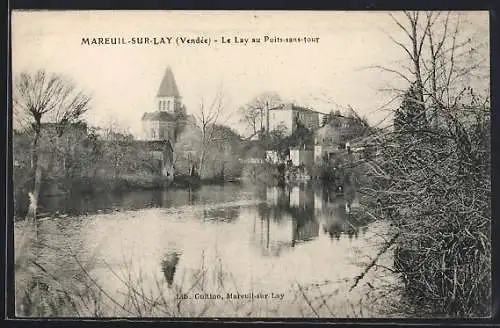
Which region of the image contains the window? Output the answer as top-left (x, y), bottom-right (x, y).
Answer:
top-left (167, 100), bottom-right (171, 111)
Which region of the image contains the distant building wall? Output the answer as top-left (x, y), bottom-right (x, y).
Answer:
top-left (314, 145), bottom-right (342, 163)
top-left (268, 104), bottom-right (321, 135)
top-left (265, 150), bottom-right (280, 164)
top-left (296, 110), bottom-right (320, 131)
top-left (289, 149), bottom-right (314, 168)
top-left (314, 145), bottom-right (323, 162)
top-left (142, 120), bottom-right (175, 141)
top-left (135, 140), bottom-right (174, 179)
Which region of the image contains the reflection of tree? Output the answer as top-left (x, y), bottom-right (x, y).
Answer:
top-left (287, 185), bottom-right (319, 244)
top-left (292, 217), bottom-right (320, 246)
top-left (319, 199), bottom-right (371, 241)
top-left (160, 251), bottom-right (181, 287)
top-left (255, 184), bottom-right (373, 254)
top-left (288, 204), bottom-right (318, 244)
top-left (258, 203), bottom-right (272, 221)
top-left (187, 188), bottom-right (199, 205)
top-left (258, 185), bottom-right (320, 250)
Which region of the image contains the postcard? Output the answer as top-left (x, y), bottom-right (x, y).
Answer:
top-left (11, 10), bottom-right (491, 319)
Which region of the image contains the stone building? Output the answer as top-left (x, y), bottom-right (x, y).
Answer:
top-left (141, 66), bottom-right (182, 142)
top-left (313, 124), bottom-right (343, 162)
top-left (140, 66), bottom-right (183, 179)
top-left (313, 113), bottom-right (366, 162)
top-left (289, 148), bottom-right (314, 168)
top-left (267, 103), bottom-right (325, 135)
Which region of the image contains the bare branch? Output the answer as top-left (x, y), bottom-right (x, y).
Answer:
top-left (365, 65), bottom-right (413, 85)
top-left (389, 12), bottom-right (413, 41)
top-left (388, 34), bottom-right (415, 61)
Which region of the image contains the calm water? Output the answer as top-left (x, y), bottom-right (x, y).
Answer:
top-left (16, 183), bottom-right (401, 318)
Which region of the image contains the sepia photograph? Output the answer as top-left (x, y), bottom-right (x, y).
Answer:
top-left (10, 10), bottom-right (490, 318)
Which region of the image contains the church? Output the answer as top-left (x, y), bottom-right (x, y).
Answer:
top-left (141, 66), bottom-right (182, 142)
top-left (140, 66), bottom-right (184, 179)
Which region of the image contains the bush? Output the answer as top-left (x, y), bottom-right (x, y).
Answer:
top-left (360, 110), bottom-right (491, 317)
top-left (241, 163), bottom-right (280, 185)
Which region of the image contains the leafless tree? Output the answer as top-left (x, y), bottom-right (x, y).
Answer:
top-left (352, 11), bottom-right (490, 316)
top-left (238, 91), bottom-right (282, 136)
top-left (370, 11), bottom-right (489, 127)
top-left (193, 85), bottom-right (228, 179)
top-left (13, 69), bottom-right (92, 221)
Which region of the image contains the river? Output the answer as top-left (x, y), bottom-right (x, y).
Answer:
top-left (15, 183), bottom-right (401, 318)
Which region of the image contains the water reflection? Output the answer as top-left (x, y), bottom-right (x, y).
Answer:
top-left (37, 183), bottom-right (371, 261)
top-left (203, 206), bottom-right (240, 223)
top-left (253, 183), bottom-right (370, 256)
top-left (36, 185), bottom-right (250, 217)
top-left (17, 183), bottom-right (393, 318)
top-left (161, 250), bottom-right (181, 287)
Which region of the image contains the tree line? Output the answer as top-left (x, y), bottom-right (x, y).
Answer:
top-left (12, 73), bottom-right (244, 219)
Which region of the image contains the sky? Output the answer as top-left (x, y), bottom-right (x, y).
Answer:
top-left (11, 10), bottom-right (490, 137)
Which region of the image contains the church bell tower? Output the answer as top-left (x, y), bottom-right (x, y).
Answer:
top-left (156, 66), bottom-right (181, 113)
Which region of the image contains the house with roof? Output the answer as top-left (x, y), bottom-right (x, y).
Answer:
top-left (267, 103), bottom-right (326, 135)
top-left (314, 124), bottom-right (344, 162)
top-left (314, 112), bottom-right (368, 162)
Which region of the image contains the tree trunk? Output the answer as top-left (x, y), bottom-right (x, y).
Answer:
top-left (26, 165), bottom-right (43, 222)
top-left (411, 22), bottom-right (425, 107)
top-left (30, 127), bottom-right (39, 170)
top-left (198, 147), bottom-right (206, 179)
top-left (428, 30), bottom-right (440, 129)
top-left (26, 128), bottom-right (41, 222)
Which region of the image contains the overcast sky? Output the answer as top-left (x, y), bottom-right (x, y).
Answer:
top-left (12, 10), bottom-right (489, 136)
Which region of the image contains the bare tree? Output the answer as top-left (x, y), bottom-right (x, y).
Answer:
top-left (193, 86), bottom-right (227, 179)
top-left (371, 11), bottom-right (489, 127)
top-left (354, 11), bottom-right (490, 316)
top-left (13, 69), bottom-right (92, 221)
top-left (98, 118), bottom-right (134, 179)
top-left (238, 91), bottom-right (282, 136)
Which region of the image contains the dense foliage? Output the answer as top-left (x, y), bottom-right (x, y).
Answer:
top-left (360, 91), bottom-right (490, 317)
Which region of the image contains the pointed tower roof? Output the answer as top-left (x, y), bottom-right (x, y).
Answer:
top-left (157, 67), bottom-right (180, 98)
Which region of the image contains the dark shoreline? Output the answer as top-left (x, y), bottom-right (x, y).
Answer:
top-left (14, 176), bottom-right (244, 221)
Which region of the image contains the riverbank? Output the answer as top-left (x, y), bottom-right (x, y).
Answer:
top-left (13, 171), bottom-right (243, 219)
